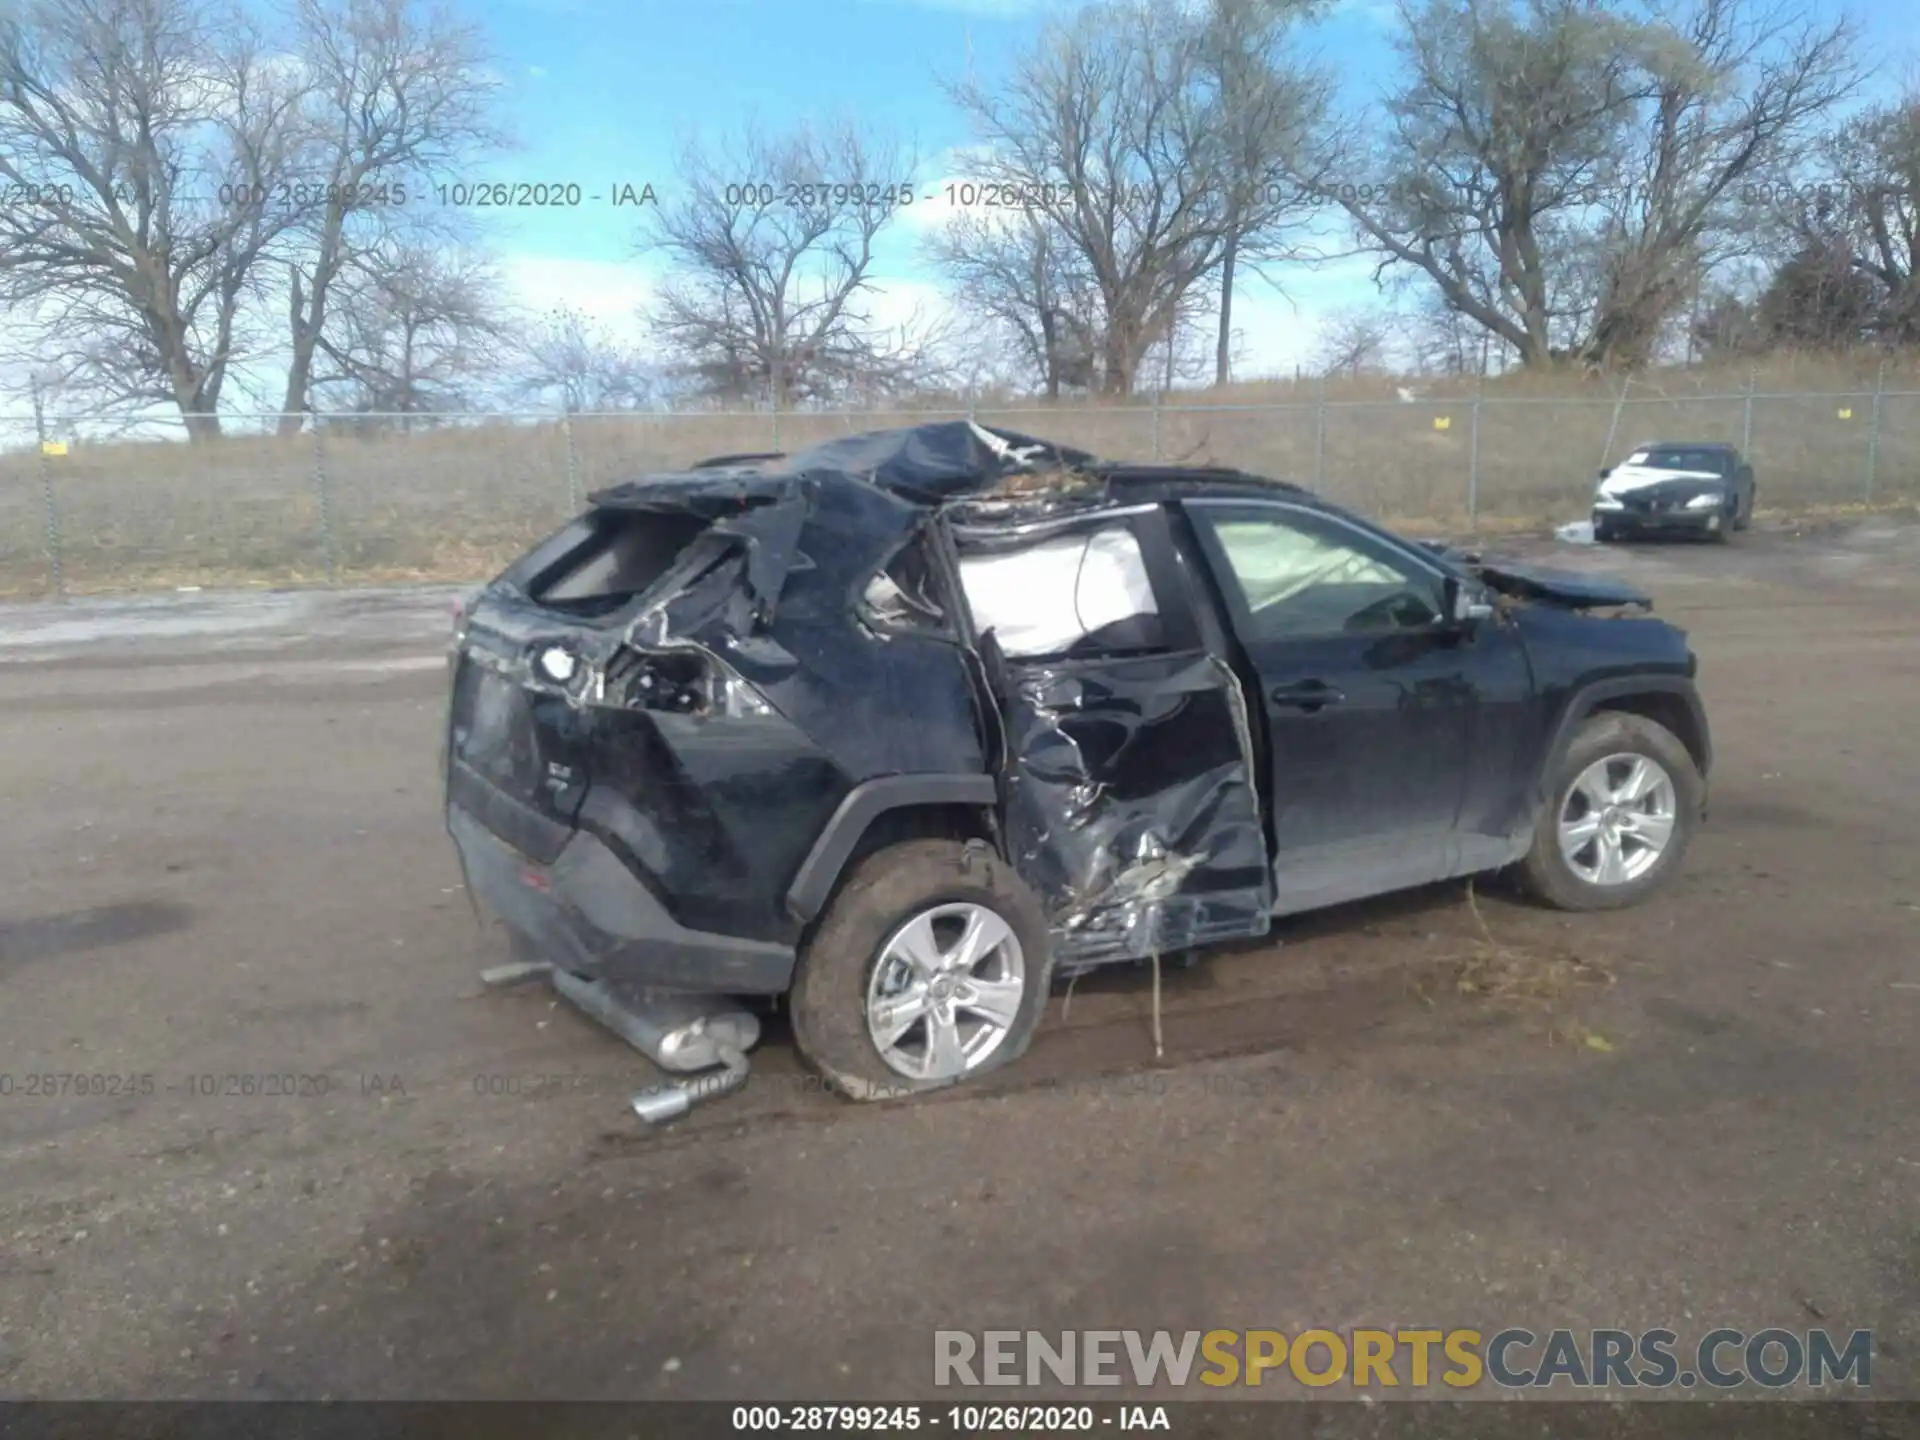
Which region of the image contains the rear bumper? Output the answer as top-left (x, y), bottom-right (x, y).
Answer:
top-left (448, 802), bottom-right (796, 995)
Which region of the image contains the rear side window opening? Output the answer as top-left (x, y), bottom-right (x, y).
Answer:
top-left (956, 523), bottom-right (1165, 660)
top-left (860, 535), bottom-right (950, 636)
top-left (519, 508), bottom-right (714, 617)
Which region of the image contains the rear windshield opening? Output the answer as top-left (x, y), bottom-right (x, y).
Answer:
top-left (527, 509), bottom-right (713, 616)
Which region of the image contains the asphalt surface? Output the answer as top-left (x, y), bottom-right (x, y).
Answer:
top-left (2, 520), bottom-right (1918, 1405)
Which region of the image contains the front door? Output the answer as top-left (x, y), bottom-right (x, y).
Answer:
top-left (1183, 498), bottom-right (1491, 914)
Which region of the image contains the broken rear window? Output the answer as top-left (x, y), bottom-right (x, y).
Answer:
top-left (957, 523), bottom-right (1163, 659)
top-left (861, 536), bottom-right (948, 634)
top-left (521, 509), bottom-right (714, 617)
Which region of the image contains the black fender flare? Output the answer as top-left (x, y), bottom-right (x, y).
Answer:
top-left (785, 773), bottom-right (1000, 923)
top-left (1536, 674), bottom-right (1713, 808)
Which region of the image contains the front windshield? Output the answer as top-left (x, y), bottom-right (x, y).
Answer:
top-left (1629, 447), bottom-right (1728, 473)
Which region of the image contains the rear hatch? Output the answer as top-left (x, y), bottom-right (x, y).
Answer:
top-left (444, 471), bottom-right (813, 856)
top-left (448, 512), bottom-right (686, 852)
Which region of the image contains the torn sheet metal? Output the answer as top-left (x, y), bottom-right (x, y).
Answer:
top-left (988, 646), bottom-right (1274, 970)
top-left (780, 420), bottom-right (1097, 504)
top-left (1473, 559), bottom-right (1652, 610)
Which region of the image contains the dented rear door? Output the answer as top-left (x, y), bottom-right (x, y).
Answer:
top-left (954, 506), bottom-right (1274, 969)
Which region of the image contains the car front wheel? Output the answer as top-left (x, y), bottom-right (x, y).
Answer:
top-left (789, 838), bottom-right (1053, 1101)
top-left (1517, 710), bottom-right (1703, 911)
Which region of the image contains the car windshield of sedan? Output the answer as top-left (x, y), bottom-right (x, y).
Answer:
top-left (1630, 447), bottom-right (1727, 473)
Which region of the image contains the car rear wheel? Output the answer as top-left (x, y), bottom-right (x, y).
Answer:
top-left (1592, 514), bottom-right (1619, 544)
top-left (789, 838), bottom-right (1053, 1101)
top-left (1517, 711), bottom-right (1703, 912)
top-left (1734, 486), bottom-right (1755, 530)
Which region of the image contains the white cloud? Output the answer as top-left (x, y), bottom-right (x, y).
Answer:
top-left (500, 254), bottom-right (657, 339)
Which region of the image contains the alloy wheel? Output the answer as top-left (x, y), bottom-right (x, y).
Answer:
top-left (1557, 752), bottom-right (1678, 886)
top-left (865, 903), bottom-right (1027, 1081)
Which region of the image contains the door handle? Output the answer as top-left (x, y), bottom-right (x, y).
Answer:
top-left (1269, 679), bottom-right (1345, 712)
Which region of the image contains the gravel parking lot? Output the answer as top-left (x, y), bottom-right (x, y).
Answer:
top-left (2, 518), bottom-right (1918, 1404)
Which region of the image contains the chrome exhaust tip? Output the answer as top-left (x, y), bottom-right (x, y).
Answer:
top-left (630, 1042), bottom-right (751, 1125)
top-left (548, 970), bottom-right (759, 1124)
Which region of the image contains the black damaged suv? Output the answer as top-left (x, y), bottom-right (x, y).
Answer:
top-left (444, 423), bottom-right (1711, 1098)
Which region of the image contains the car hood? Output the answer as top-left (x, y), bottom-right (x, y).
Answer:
top-left (1598, 463), bottom-right (1727, 498)
top-left (1475, 557), bottom-right (1653, 610)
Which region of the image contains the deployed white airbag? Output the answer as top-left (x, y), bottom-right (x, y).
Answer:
top-left (959, 527), bottom-right (1159, 659)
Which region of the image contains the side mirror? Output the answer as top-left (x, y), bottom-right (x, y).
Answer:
top-left (1597, 466), bottom-right (1612, 480)
top-left (1445, 576), bottom-right (1496, 626)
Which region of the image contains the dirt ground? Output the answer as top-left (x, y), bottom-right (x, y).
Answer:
top-left (1, 517), bottom-right (1918, 1406)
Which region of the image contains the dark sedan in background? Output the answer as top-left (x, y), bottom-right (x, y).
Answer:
top-left (1591, 442), bottom-right (1757, 543)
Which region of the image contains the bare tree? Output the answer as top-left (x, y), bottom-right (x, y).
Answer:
top-left (1314, 308), bottom-right (1392, 375)
top-left (1754, 236), bottom-right (1883, 348)
top-left (947, 1), bottom-right (1239, 396)
top-left (1321, 0), bottom-right (1859, 371)
top-left (0, 0), bottom-right (311, 437)
top-left (1576, 0), bottom-right (1860, 368)
top-left (276, 0), bottom-right (500, 432)
top-left (513, 306), bottom-right (658, 413)
top-left (928, 209), bottom-right (1105, 397)
top-left (1689, 284), bottom-right (1764, 357)
top-left (1811, 90), bottom-right (1920, 345)
top-left (1190, 0), bottom-right (1336, 386)
top-left (639, 121), bottom-right (927, 406)
top-left (1143, 278), bottom-right (1223, 390)
top-left (1410, 296), bottom-right (1488, 375)
top-left (309, 240), bottom-right (506, 417)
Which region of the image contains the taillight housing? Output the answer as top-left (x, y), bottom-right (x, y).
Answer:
top-left (605, 648), bottom-right (775, 718)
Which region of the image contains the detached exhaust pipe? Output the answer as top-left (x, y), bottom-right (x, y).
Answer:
top-left (547, 969), bottom-right (760, 1125)
top-left (629, 1041), bottom-right (750, 1124)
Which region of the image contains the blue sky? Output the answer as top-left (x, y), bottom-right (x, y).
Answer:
top-left (459, 0), bottom-right (1909, 379)
top-left (464, 0), bottom-right (1409, 376)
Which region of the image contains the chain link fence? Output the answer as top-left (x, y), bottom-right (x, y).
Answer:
top-left (2, 380), bottom-right (1916, 598)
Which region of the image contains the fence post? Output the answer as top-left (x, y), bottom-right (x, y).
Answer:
top-left (1151, 388), bottom-right (1163, 462)
top-left (36, 437), bottom-right (64, 602)
top-left (309, 416), bottom-right (337, 586)
top-left (1741, 365), bottom-right (1756, 454)
top-left (1865, 358), bottom-right (1887, 504)
top-left (1313, 375), bottom-right (1327, 493)
top-left (562, 411), bottom-right (581, 513)
top-left (1467, 379), bottom-right (1483, 528)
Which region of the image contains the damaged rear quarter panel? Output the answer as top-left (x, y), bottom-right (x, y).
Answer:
top-left (563, 473), bottom-right (991, 944)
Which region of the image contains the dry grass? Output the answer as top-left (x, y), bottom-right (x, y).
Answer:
top-left (2, 352), bottom-right (1917, 597)
top-left (1412, 881), bottom-right (1617, 1049)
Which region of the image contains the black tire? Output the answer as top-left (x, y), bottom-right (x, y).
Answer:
top-left (1734, 486), bottom-right (1755, 530)
top-left (1592, 515), bottom-right (1617, 544)
top-left (1517, 710), bottom-right (1703, 912)
top-left (789, 838), bottom-right (1053, 1102)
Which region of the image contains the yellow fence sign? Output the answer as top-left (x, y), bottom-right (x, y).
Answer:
top-left (40, 440), bottom-right (68, 456)
top-left (1432, 416), bottom-right (1451, 431)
